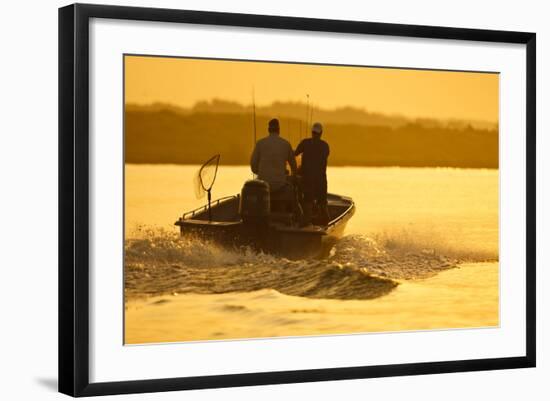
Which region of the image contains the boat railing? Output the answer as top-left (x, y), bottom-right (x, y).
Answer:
top-left (179, 194), bottom-right (354, 228)
top-left (180, 195), bottom-right (239, 221)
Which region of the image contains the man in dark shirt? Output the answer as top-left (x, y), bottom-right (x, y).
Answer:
top-left (295, 122), bottom-right (330, 225)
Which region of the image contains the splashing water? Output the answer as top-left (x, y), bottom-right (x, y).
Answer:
top-left (124, 227), bottom-right (497, 301)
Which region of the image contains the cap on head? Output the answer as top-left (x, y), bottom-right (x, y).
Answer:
top-left (268, 118), bottom-right (280, 134)
top-left (312, 122), bottom-right (323, 136)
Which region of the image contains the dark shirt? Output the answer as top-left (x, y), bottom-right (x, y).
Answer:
top-left (295, 137), bottom-right (330, 178)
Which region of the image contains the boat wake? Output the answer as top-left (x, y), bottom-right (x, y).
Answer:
top-left (125, 228), bottom-right (497, 301)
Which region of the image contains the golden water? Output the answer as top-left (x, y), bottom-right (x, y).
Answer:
top-left (124, 165), bottom-right (498, 344)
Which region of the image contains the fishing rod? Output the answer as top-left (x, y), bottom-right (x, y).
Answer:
top-left (305, 94), bottom-right (310, 139)
top-left (287, 119), bottom-right (290, 143)
top-left (251, 87), bottom-right (257, 179)
top-left (252, 87), bottom-right (257, 146)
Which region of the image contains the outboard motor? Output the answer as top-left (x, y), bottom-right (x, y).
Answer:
top-left (239, 179), bottom-right (270, 226)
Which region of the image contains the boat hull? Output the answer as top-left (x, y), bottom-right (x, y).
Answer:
top-left (175, 193), bottom-right (355, 259)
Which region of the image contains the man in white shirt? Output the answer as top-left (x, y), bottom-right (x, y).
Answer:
top-left (250, 118), bottom-right (297, 191)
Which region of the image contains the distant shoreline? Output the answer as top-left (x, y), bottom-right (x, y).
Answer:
top-left (125, 103), bottom-right (499, 169)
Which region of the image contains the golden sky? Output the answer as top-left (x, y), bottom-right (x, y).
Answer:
top-left (125, 55), bottom-right (499, 123)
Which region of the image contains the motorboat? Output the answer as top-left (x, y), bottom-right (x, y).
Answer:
top-left (175, 156), bottom-right (355, 259)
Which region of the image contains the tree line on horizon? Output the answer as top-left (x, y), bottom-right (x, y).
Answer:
top-left (124, 102), bottom-right (499, 169)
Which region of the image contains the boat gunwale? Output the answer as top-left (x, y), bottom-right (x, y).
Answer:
top-left (175, 193), bottom-right (355, 230)
top-left (326, 197), bottom-right (355, 230)
top-left (176, 194), bottom-right (239, 223)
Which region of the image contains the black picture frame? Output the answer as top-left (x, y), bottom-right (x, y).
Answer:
top-left (59, 3), bottom-right (536, 397)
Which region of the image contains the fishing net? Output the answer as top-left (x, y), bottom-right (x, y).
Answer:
top-left (194, 154), bottom-right (220, 199)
